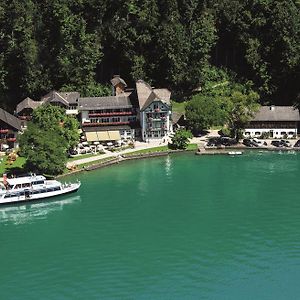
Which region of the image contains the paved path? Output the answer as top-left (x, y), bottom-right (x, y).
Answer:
top-left (66, 140), bottom-right (172, 168)
top-left (67, 131), bottom-right (218, 168)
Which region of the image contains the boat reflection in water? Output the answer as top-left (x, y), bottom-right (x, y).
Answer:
top-left (0, 196), bottom-right (81, 225)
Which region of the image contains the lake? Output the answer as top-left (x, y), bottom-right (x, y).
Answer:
top-left (1, 151), bottom-right (300, 299)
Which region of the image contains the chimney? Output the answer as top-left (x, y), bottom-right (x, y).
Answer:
top-left (111, 75), bottom-right (127, 96)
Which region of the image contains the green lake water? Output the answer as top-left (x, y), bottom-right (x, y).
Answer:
top-left (1, 151), bottom-right (300, 299)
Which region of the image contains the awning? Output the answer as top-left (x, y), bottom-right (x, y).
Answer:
top-left (85, 130), bottom-right (121, 142)
top-left (97, 131), bottom-right (110, 141)
top-left (108, 131), bottom-right (121, 140)
top-left (85, 132), bottom-right (99, 142)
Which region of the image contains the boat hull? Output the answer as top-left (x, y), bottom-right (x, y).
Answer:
top-left (0, 183), bottom-right (80, 206)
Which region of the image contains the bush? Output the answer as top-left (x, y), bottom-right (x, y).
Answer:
top-left (170, 129), bottom-right (193, 149)
top-left (219, 127), bottom-right (231, 137)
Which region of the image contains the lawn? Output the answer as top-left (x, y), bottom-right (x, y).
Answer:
top-left (124, 145), bottom-right (170, 156)
top-left (124, 143), bottom-right (198, 156)
top-left (171, 100), bottom-right (187, 115)
top-left (0, 156), bottom-right (26, 176)
top-left (67, 152), bottom-right (102, 162)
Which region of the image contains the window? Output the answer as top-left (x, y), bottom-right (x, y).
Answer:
top-left (255, 132), bottom-right (260, 135)
top-left (101, 118), bottom-right (109, 123)
top-left (32, 181), bottom-right (44, 185)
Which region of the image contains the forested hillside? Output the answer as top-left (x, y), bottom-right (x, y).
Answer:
top-left (0, 0), bottom-right (299, 110)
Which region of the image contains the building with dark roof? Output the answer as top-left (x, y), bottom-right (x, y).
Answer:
top-left (0, 108), bottom-right (22, 150)
top-left (78, 77), bottom-right (173, 142)
top-left (78, 93), bottom-right (138, 141)
top-left (135, 80), bottom-right (172, 140)
top-left (15, 91), bottom-right (80, 127)
top-left (244, 106), bottom-right (300, 138)
top-left (40, 91), bottom-right (80, 114)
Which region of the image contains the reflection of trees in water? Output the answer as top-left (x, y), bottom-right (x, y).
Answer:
top-left (0, 196), bottom-right (81, 225)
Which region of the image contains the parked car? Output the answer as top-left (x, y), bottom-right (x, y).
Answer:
top-left (243, 138), bottom-right (258, 147)
top-left (220, 137), bottom-right (237, 146)
top-left (294, 139), bottom-right (300, 148)
top-left (280, 140), bottom-right (291, 147)
top-left (69, 149), bottom-right (78, 156)
top-left (207, 137), bottom-right (220, 147)
top-left (271, 140), bottom-right (281, 147)
top-left (271, 140), bottom-right (289, 147)
top-left (243, 139), bottom-right (253, 147)
top-left (252, 138), bottom-right (267, 147)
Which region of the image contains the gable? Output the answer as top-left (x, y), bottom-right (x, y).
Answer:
top-left (143, 99), bottom-right (170, 112)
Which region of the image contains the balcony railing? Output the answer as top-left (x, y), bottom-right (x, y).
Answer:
top-left (88, 111), bottom-right (134, 117)
top-left (7, 137), bottom-right (16, 142)
top-left (18, 116), bottom-right (32, 121)
top-left (83, 121), bottom-right (131, 127)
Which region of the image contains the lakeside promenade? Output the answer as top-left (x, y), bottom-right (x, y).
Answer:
top-left (66, 139), bottom-right (176, 168)
top-left (66, 130), bottom-right (300, 170)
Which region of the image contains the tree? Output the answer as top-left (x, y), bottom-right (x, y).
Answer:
top-left (19, 104), bottom-right (80, 175)
top-left (170, 129), bottom-right (193, 150)
top-left (185, 96), bottom-right (225, 133)
top-left (225, 89), bottom-right (260, 140)
top-left (19, 123), bottom-right (67, 175)
top-left (31, 104), bottom-right (79, 149)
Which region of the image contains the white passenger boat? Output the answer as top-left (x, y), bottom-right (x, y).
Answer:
top-left (0, 174), bottom-right (81, 205)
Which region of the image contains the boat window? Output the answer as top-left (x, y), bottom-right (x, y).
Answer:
top-left (54, 187), bottom-right (61, 191)
top-left (21, 183), bottom-right (31, 188)
top-left (32, 181), bottom-right (44, 185)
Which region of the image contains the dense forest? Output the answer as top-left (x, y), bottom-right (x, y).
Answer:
top-left (0, 0), bottom-right (300, 111)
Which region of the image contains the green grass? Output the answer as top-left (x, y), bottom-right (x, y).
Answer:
top-left (124, 145), bottom-right (170, 156)
top-left (77, 157), bottom-right (116, 169)
top-left (209, 126), bottom-right (222, 130)
top-left (0, 156), bottom-right (27, 175)
top-left (186, 143), bottom-right (198, 151)
top-left (124, 143), bottom-right (198, 156)
top-left (171, 100), bottom-right (187, 114)
top-left (67, 152), bottom-right (102, 162)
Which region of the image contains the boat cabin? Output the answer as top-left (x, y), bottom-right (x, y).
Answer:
top-left (4, 175), bottom-right (46, 190)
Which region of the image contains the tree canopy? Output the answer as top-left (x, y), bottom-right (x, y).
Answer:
top-left (0, 0), bottom-right (299, 109)
top-left (19, 105), bottom-right (80, 175)
top-left (170, 129), bottom-right (193, 150)
top-left (185, 67), bottom-right (260, 137)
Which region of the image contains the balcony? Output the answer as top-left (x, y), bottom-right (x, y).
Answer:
top-left (7, 137), bottom-right (16, 142)
top-left (88, 111), bottom-right (134, 117)
top-left (83, 121), bottom-right (131, 127)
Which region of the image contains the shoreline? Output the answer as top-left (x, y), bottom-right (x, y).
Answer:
top-left (197, 145), bottom-right (300, 155)
top-left (56, 149), bottom-right (187, 178)
top-left (57, 144), bottom-right (300, 179)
